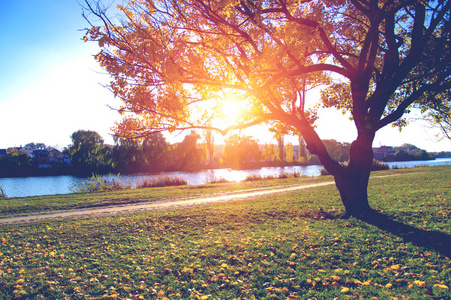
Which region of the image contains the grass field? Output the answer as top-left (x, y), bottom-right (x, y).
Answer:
top-left (0, 166), bottom-right (450, 299)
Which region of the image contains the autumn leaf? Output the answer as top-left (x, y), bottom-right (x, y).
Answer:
top-left (414, 280), bottom-right (427, 288)
top-left (341, 287), bottom-right (350, 293)
top-left (433, 284), bottom-right (449, 289)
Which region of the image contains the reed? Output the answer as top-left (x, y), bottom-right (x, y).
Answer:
top-left (70, 173), bottom-right (130, 193)
top-left (136, 175), bottom-right (187, 188)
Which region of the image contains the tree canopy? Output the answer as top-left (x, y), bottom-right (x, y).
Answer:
top-left (68, 130), bottom-right (111, 174)
top-left (84, 0), bottom-right (451, 216)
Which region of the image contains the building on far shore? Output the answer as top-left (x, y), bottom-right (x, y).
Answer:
top-left (373, 146), bottom-right (396, 161)
top-left (33, 150), bottom-right (50, 167)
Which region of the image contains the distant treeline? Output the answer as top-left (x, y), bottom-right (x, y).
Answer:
top-left (0, 130), bottom-right (448, 178)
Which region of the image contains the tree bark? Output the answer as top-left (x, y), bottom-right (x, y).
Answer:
top-left (289, 115), bottom-right (375, 217)
top-left (333, 134), bottom-right (374, 217)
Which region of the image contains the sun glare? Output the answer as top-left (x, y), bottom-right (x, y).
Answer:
top-left (221, 100), bottom-right (240, 121)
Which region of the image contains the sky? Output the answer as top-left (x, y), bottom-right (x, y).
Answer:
top-left (0, 1), bottom-right (450, 152)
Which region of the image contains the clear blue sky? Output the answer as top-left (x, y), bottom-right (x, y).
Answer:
top-left (1, 0), bottom-right (450, 152)
top-left (0, 0), bottom-right (120, 149)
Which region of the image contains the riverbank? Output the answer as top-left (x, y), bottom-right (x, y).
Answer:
top-left (2, 158), bottom-right (451, 198)
top-left (0, 172), bottom-right (334, 217)
top-left (0, 166), bottom-right (449, 299)
top-left (0, 166), bottom-right (442, 218)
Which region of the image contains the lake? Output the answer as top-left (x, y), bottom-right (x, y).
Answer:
top-left (1, 158), bottom-right (450, 198)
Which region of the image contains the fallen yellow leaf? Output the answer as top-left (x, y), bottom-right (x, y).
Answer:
top-left (414, 280), bottom-right (427, 288)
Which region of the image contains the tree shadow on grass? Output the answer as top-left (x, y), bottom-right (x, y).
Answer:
top-left (361, 210), bottom-right (451, 258)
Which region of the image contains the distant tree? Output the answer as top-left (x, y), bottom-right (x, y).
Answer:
top-left (276, 135), bottom-right (285, 162)
top-left (394, 150), bottom-right (411, 162)
top-left (175, 130), bottom-right (203, 171)
top-left (24, 143), bottom-right (46, 150)
top-left (113, 138), bottom-right (145, 172)
top-left (35, 143), bottom-right (46, 150)
top-left (322, 140), bottom-right (351, 162)
top-left (0, 148), bottom-right (33, 176)
top-left (9, 149), bottom-right (31, 167)
top-left (68, 130), bottom-right (112, 174)
top-left (203, 127), bottom-right (215, 165)
top-left (416, 150), bottom-right (433, 161)
top-left (434, 151), bottom-right (451, 158)
top-left (286, 143), bottom-right (294, 163)
top-left (224, 134), bottom-right (261, 168)
top-left (25, 143), bottom-right (35, 149)
top-left (297, 136), bottom-right (307, 162)
top-left (392, 144), bottom-right (434, 161)
top-left (143, 132), bottom-right (168, 167)
top-left (71, 130), bottom-right (103, 149)
top-left (398, 144), bottom-right (419, 153)
top-left (262, 144), bottom-right (279, 162)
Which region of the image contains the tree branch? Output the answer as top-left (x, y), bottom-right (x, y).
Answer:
top-left (279, 3), bottom-right (355, 72)
top-left (373, 78), bottom-right (450, 131)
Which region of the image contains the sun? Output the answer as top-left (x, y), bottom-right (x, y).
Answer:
top-left (220, 100), bottom-right (240, 121)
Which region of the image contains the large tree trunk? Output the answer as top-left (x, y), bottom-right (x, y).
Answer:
top-left (333, 135), bottom-right (374, 217)
top-left (292, 117), bottom-right (376, 217)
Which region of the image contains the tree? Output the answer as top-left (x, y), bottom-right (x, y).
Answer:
top-left (0, 148), bottom-right (32, 176)
top-left (143, 132), bottom-right (168, 167)
top-left (276, 135), bottom-right (285, 162)
top-left (113, 138), bottom-right (145, 172)
top-left (224, 134), bottom-right (261, 168)
top-left (68, 130), bottom-right (112, 174)
top-left (84, 0), bottom-right (451, 216)
top-left (392, 143), bottom-right (434, 161)
top-left (298, 136), bottom-right (307, 164)
top-left (286, 143), bottom-right (294, 163)
top-left (203, 126), bottom-right (215, 165)
top-left (25, 143), bottom-right (46, 150)
top-left (175, 130), bottom-right (204, 171)
top-left (262, 144), bottom-right (279, 162)
top-left (322, 140), bottom-right (351, 162)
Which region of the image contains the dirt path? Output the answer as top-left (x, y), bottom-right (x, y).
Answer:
top-left (0, 181), bottom-right (336, 225)
top-left (0, 172), bottom-right (415, 226)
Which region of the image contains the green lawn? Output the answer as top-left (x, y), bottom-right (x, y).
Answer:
top-left (0, 166), bottom-right (449, 299)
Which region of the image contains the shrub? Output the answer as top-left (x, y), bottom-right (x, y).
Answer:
top-left (245, 174), bottom-right (266, 181)
top-left (70, 174), bottom-right (130, 193)
top-left (292, 172), bottom-right (302, 178)
top-left (137, 176), bottom-right (187, 188)
top-left (245, 172), bottom-right (304, 181)
top-left (0, 185), bottom-right (6, 199)
top-left (371, 159), bottom-right (390, 171)
top-left (207, 177), bottom-right (230, 184)
top-left (320, 167), bottom-right (331, 176)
